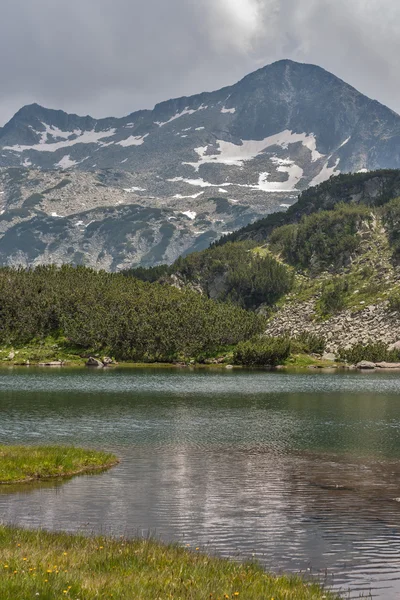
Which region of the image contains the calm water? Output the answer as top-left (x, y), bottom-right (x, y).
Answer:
top-left (1, 368), bottom-right (400, 598)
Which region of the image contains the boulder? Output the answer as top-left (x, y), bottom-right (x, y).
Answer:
top-left (388, 341), bottom-right (400, 352)
top-left (322, 352), bottom-right (336, 362)
top-left (375, 362), bottom-right (400, 369)
top-left (38, 361), bottom-right (63, 367)
top-left (102, 356), bottom-right (113, 366)
top-left (356, 361), bottom-right (376, 370)
top-left (86, 357), bottom-right (104, 368)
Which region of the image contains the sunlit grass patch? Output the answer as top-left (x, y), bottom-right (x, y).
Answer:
top-left (0, 445), bottom-right (118, 484)
top-left (0, 525), bottom-right (339, 600)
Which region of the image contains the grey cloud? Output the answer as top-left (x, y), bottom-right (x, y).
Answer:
top-left (0, 0), bottom-right (399, 125)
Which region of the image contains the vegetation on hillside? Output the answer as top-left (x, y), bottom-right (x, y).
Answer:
top-left (338, 342), bottom-right (400, 365)
top-left (233, 336), bottom-right (291, 366)
top-left (214, 169), bottom-right (400, 245)
top-left (0, 446), bottom-right (117, 484)
top-left (0, 525), bottom-right (337, 600)
top-left (383, 196), bottom-right (400, 261)
top-left (126, 242), bottom-right (294, 310)
top-left (0, 266), bottom-right (264, 362)
top-left (269, 204), bottom-right (371, 273)
top-left (172, 242), bottom-right (294, 309)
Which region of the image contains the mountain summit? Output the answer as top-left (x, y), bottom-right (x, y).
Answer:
top-left (0, 60), bottom-right (400, 270)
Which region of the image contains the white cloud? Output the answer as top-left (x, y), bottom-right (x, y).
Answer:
top-left (0, 0), bottom-right (399, 125)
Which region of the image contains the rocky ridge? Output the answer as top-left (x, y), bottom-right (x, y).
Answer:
top-left (264, 210), bottom-right (400, 353)
top-left (265, 298), bottom-right (400, 354)
top-left (1, 60), bottom-right (400, 268)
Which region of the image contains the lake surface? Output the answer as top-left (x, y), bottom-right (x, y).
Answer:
top-left (1, 367), bottom-right (400, 598)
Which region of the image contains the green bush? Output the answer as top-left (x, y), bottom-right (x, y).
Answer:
top-left (269, 204), bottom-right (371, 272)
top-left (339, 342), bottom-right (400, 364)
top-left (292, 332), bottom-right (326, 355)
top-left (173, 242), bottom-right (294, 310)
top-left (319, 278), bottom-right (349, 316)
top-left (388, 291), bottom-right (400, 312)
top-left (0, 266), bottom-right (265, 362)
top-left (383, 197), bottom-right (400, 261)
top-left (233, 336), bottom-right (291, 366)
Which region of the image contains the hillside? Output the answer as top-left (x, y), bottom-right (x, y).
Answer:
top-left (1, 60), bottom-right (400, 268)
top-left (130, 170), bottom-right (400, 361)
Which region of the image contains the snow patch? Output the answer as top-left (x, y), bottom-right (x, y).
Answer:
top-left (218, 188), bottom-right (228, 193)
top-left (121, 158), bottom-right (128, 164)
top-left (357, 168), bottom-right (368, 173)
top-left (22, 158), bottom-right (32, 167)
top-left (168, 177), bottom-right (215, 188)
top-left (51, 212), bottom-right (63, 217)
top-left (55, 155), bottom-right (77, 169)
top-left (117, 134), bottom-right (148, 147)
top-left (174, 192), bottom-right (204, 199)
top-left (181, 211), bottom-right (197, 220)
top-left (280, 203), bottom-right (291, 208)
top-left (221, 107), bottom-right (236, 114)
top-left (155, 105), bottom-right (208, 127)
top-left (5, 124), bottom-right (116, 153)
top-left (195, 127), bottom-right (205, 131)
top-left (310, 159), bottom-right (341, 187)
top-left (338, 136), bottom-right (351, 149)
top-left (257, 159), bottom-right (304, 192)
top-left (123, 186), bottom-right (146, 192)
top-left (183, 130), bottom-right (324, 172)
top-left (75, 220), bottom-right (84, 227)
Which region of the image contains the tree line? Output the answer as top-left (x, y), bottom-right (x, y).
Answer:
top-left (0, 265), bottom-right (265, 362)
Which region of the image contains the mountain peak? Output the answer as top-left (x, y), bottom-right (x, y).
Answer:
top-left (0, 60), bottom-right (400, 270)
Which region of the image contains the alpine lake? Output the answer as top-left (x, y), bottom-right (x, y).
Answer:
top-left (1, 366), bottom-right (400, 599)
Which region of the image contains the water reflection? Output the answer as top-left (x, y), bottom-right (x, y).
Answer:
top-left (0, 368), bottom-right (400, 598)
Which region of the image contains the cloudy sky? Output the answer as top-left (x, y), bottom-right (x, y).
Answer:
top-left (0, 0), bottom-right (399, 125)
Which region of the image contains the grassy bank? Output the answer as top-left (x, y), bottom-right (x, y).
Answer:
top-left (0, 446), bottom-right (118, 484)
top-left (0, 526), bottom-right (338, 600)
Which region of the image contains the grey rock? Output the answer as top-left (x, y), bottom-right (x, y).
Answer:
top-left (86, 357), bottom-right (104, 368)
top-left (38, 361), bottom-right (63, 367)
top-left (356, 361), bottom-right (376, 370)
top-left (322, 352), bottom-right (336, 362)
top-left (1, 60), bottom-right (400, 269)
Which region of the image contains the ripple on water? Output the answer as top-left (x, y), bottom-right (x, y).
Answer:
top-left (0, 368), bottom-right (400, 599)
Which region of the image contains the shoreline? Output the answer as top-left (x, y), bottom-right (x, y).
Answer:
top-left (0, 445), bottom-right (119, 485)
top-left (0, 524), bottom-right (339, 599)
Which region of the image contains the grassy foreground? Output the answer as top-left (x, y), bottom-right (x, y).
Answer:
top-left (0, 445), bottom-right (118, 484)
top-left (0, 526), bottom-right (338, 600)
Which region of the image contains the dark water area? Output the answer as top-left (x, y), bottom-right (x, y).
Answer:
top-left (1, 367), bottom-right (400, 598)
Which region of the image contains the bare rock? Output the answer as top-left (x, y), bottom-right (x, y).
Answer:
top-left (38, 361), bottom-right (64, 367)
top-left (388, 341), bottom-right (400, 352)
top-left (322, 352), bottom-right (336, 362)
top-left (356, 361), bottom-right (376, 370)
top-left (86, 357), bottom-right (104, 368)
top-left (375, 362), bottom-right (400, 369)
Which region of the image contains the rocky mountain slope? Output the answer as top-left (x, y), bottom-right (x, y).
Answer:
top-left (1, 59), bottom-right (400, 268)
top-left (157, 170), bottom-right (400, 354)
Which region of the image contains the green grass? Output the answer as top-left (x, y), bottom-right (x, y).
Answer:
top-left (0, 336), bottom-right (89, 366)
top-left (0, 446), bottom-right (118, 484)
top-left (0, 526), bottom-right (339, 600)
